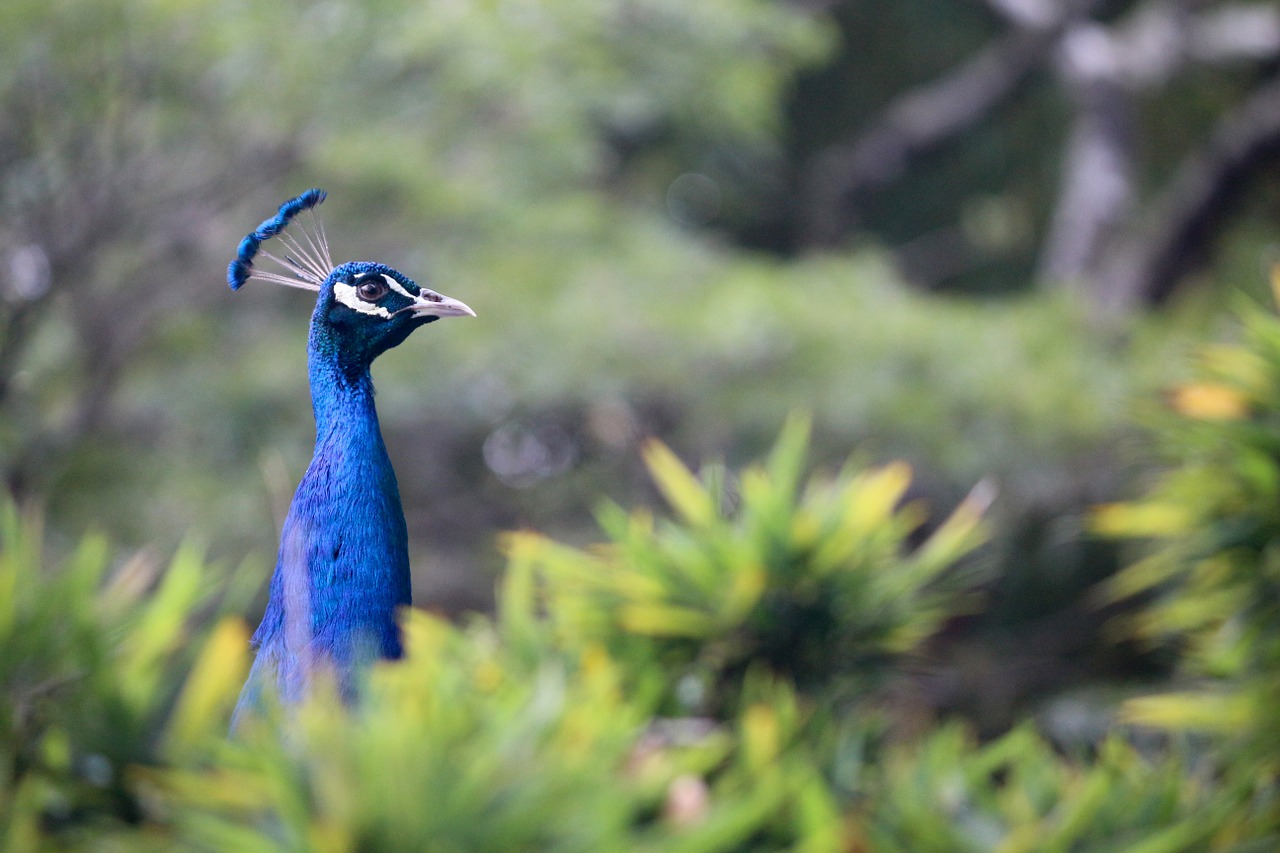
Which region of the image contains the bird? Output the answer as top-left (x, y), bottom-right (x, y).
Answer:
top-left (227, 189), bottom-right (474, 725)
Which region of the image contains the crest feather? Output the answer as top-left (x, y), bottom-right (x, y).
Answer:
top-left (227, 189), bottom-right (333, 292)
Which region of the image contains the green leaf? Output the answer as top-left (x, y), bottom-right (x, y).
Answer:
top-left (643, 440), bottom-right (716, 528)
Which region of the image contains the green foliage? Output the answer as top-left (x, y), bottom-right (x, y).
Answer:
top-left (153, 622), bottom-right (846, 852)
top-left (1094, 292), bottom-right (1280, 781)
top-left (503, 415), bottom-right (987, 713)
top-left (0, 502), bottom-right (255, 845)
top-left (4, 425), bottom-right (933, 850)
top-left (854, 726), bottom-right (1269, 852)
top-left (158, 617), bottom-right (664, 852)
top-left (8, 418), bottom-right (1279, 850)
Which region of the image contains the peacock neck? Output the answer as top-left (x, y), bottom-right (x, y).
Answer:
top-left (268, 328), bottom-right (412, 658)
top-left (308, 353), bottom-right (379, 451)
top-left (235, 334), bottom-right (413, 718)
top-left (306, 323), bottom-right (382, 439)
top-left (301, 331), bottom-right (410, 595)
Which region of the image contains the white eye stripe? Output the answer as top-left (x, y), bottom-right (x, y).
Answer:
top-left (333, 282), bottom-right (395, 318)
top-left (382, 276), bottom-right (415, 300)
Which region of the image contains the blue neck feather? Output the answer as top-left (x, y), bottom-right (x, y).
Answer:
top-left (234, 314), bottom-right (411, 719)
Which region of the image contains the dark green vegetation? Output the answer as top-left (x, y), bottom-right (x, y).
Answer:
top-left (6, 0), bottom-right (1280, 848)
top-left (5, 390), bottom-right (1280, 848)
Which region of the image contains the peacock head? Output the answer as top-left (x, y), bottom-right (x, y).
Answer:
top-left (227, 189), bottom-right (474, 365)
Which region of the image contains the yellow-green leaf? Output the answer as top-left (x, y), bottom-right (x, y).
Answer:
top-left (1167, 382), bottom-right (1249, 420)
top-left (1120, 691), bottom-right (1253, 731)
top-left (617, 603), bottom-right (710, 637)
top-left (643, 440), bottom-right (716, 527)
top-left (167, 617), bottom-right (251, 750)
top-left (1089, 502), bottom-right (1193, 538)
top-left (845, 461), bottom-right (913, 536)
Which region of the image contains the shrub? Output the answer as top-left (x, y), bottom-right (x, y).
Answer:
top-left (501, 415), bottom-right (989, 715)
top-left (0, 502), bottom-right (254, 845)
top-left (9, 411), bottom-right (1278, 849)
top-left (1094, 292), bottom-right (1280, 772)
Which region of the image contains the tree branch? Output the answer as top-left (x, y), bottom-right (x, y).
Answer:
top-left (798, 2), bottom-right (1097, 248)
top-left (1099, 70), bottom-right (1280, 307)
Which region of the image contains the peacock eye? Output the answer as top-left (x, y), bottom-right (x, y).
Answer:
top-left (356, 277), bottom-right (389, 302)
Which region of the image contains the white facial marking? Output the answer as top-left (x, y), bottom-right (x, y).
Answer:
top-left (333, 280), bottom-right (395, 319)
top-left (383, 275), bottom-right (415, 300)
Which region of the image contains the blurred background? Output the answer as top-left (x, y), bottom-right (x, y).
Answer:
top-left (5, 0), bottom-right (1280, 734)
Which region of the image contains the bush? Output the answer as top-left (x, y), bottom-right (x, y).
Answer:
top-left (0, 503), bottom-right (255, 845)
top-left (1094, 290), bottom-right (1280, 801)
top-left (502, 415), bottom-right (988, 715)
top-left (5, 413), bottom-right (1279, 850)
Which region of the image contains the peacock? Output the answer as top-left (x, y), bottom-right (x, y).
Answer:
top-left (227, 189), bottom-right (474, 725)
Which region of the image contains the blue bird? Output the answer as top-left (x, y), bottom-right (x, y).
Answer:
top-left (227, 190), bottom-right (474, 725)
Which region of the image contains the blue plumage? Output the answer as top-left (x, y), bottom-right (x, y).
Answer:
top-left (227, 188), bottom-right (327, 290)
top-left (228, 191), bottom-right (474, 726)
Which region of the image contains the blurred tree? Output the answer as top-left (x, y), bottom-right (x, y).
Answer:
top-left (781, 0), bottom-right (1280, 305)
top-left (0, 0), bottom-right (298, 524)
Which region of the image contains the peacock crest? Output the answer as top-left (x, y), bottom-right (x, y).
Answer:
top-left (228, 187), bottom-right (332, 292)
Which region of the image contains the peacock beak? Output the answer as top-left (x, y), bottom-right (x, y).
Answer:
top-left (411, 291), bottom-right (476, 319)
